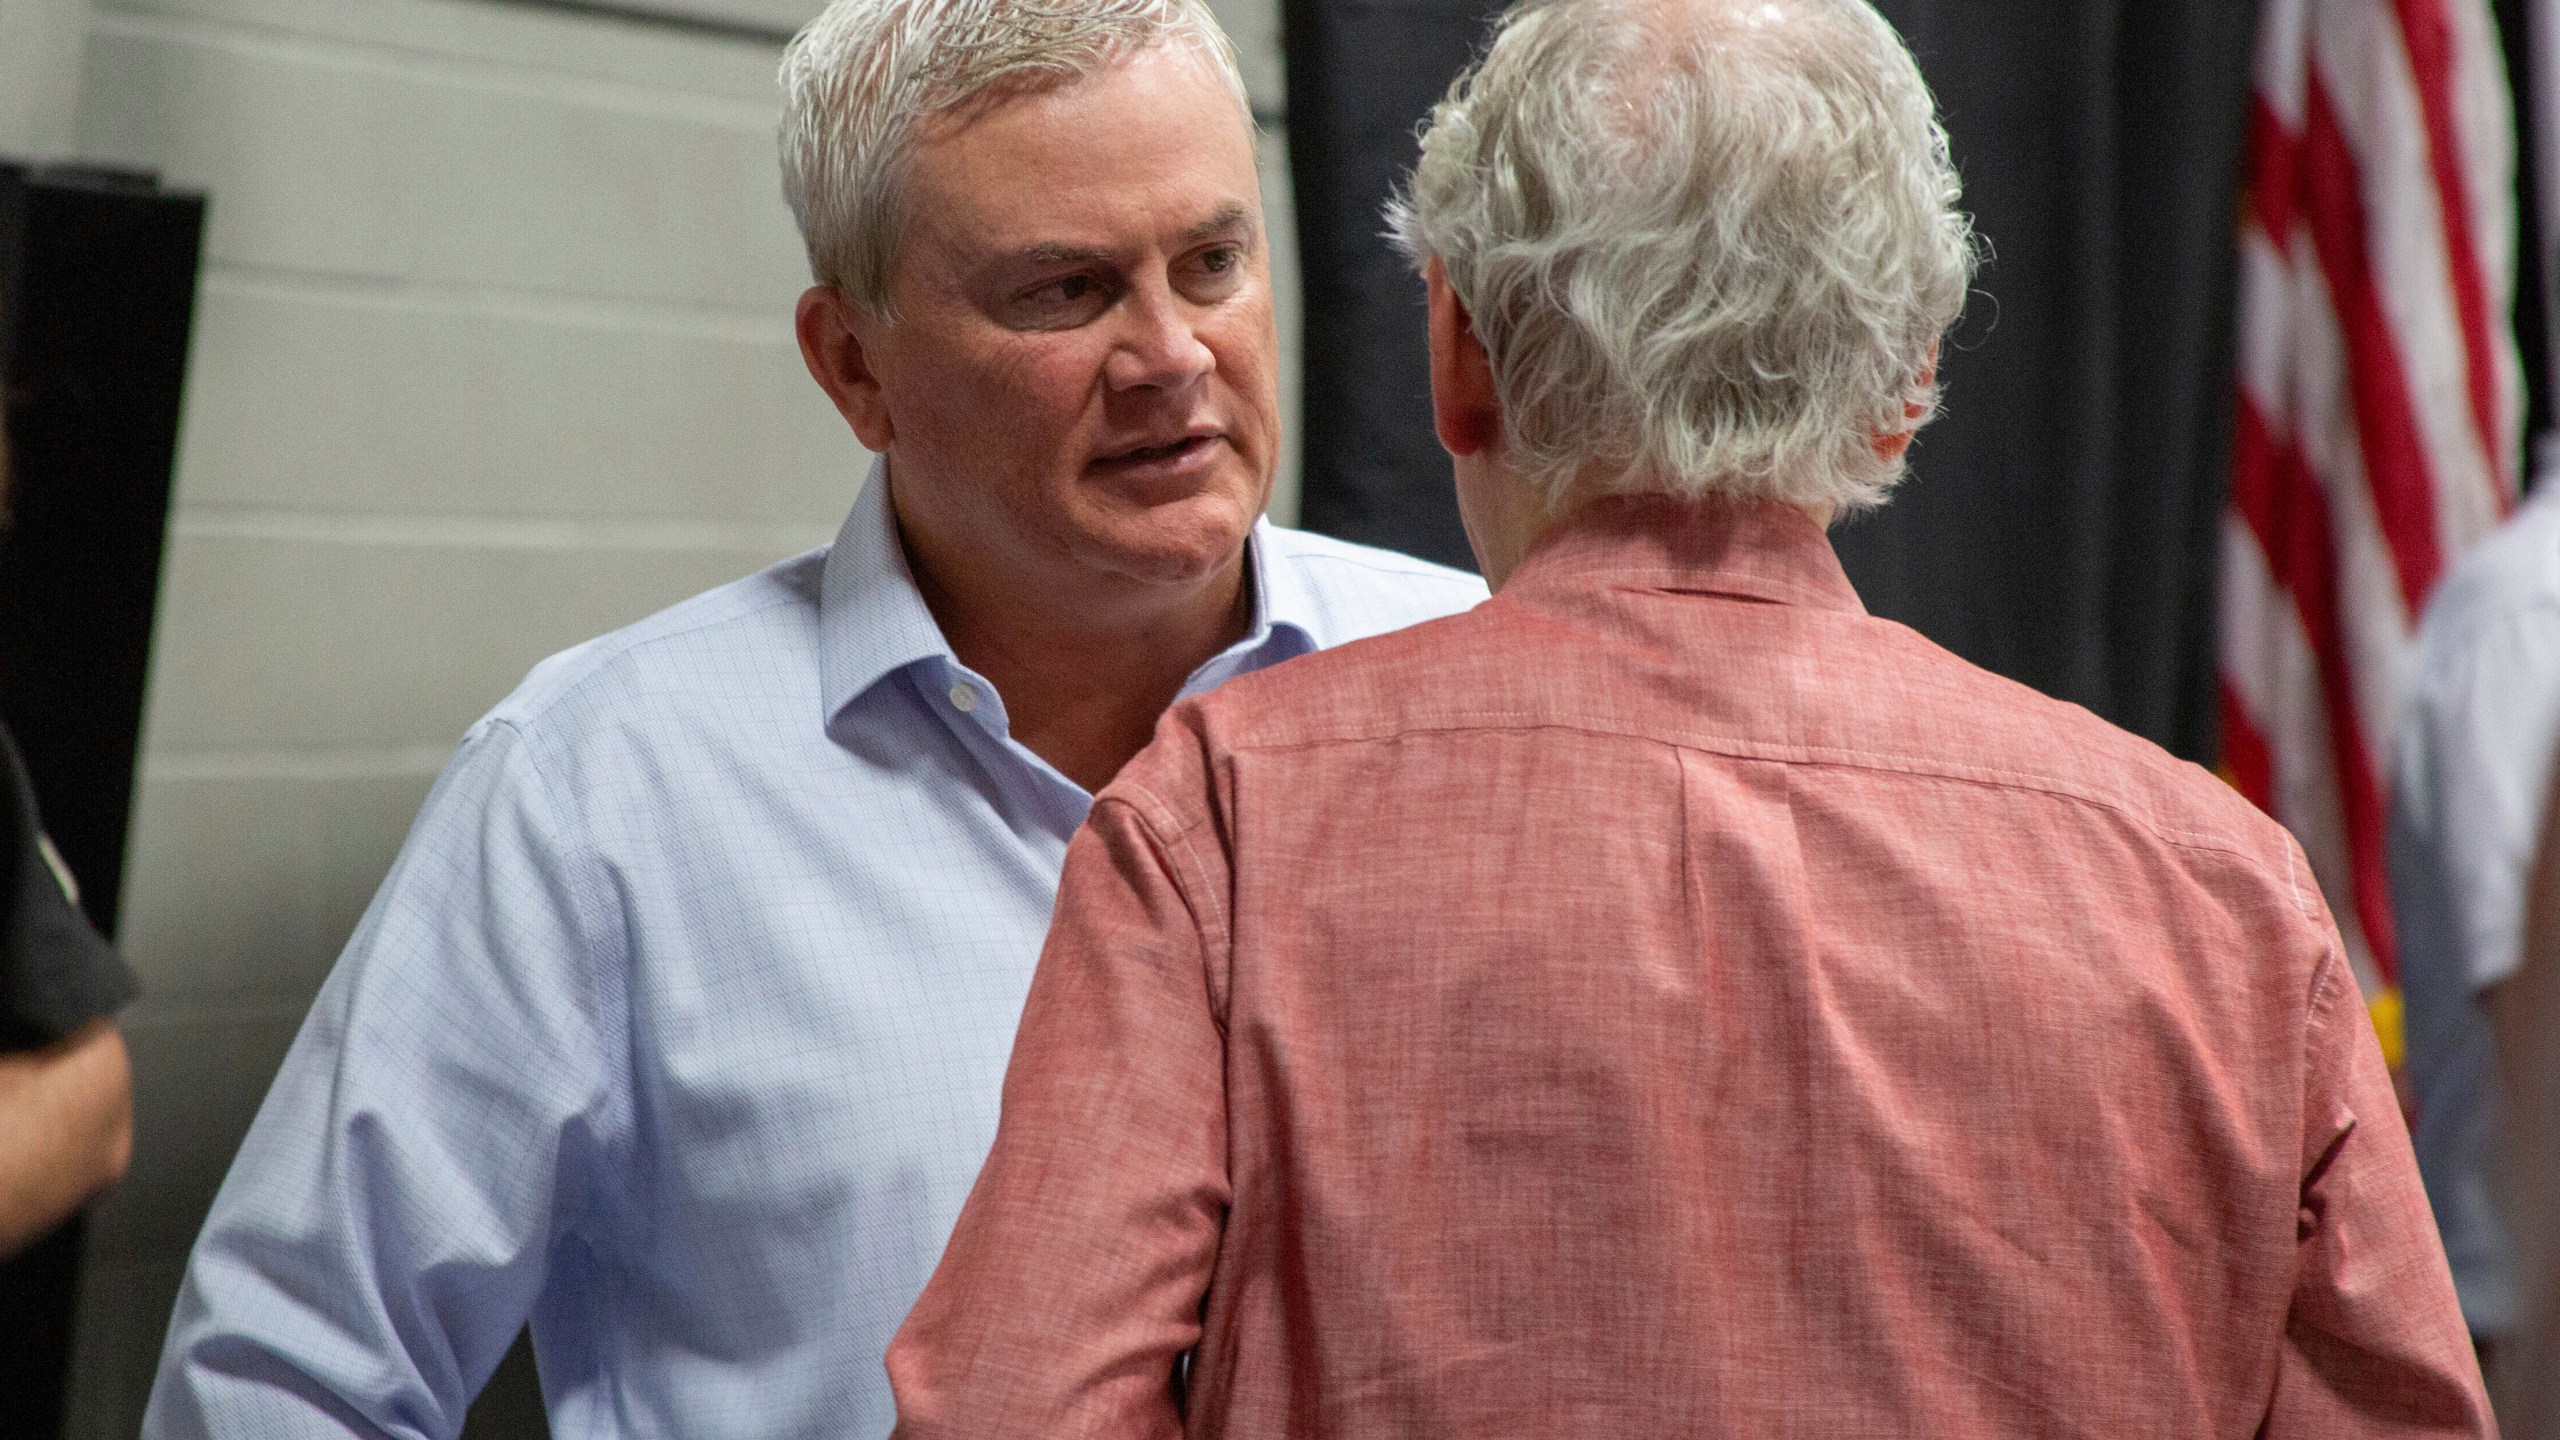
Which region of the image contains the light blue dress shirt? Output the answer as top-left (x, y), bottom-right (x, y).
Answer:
top-left (2392, 476), bottom-right (2560, 1337)
top-left (143, 468), bottom-right (1484, 1440)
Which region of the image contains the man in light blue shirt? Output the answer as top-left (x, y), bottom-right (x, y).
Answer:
top-left (2394, 473), bottom-right (2560, 1352)
top-left (140, 1), bottom-right (1482, 1435)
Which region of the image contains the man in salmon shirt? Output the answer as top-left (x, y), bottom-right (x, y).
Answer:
top-left (885, 0), bottom-right (2494, 1433)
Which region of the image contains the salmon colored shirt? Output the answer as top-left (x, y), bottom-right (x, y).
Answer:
top-left (887, 495), bottom-right (2491, 1438)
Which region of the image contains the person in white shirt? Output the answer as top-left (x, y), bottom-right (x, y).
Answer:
top-left (2393, 475), bottom-right (2560, 1362)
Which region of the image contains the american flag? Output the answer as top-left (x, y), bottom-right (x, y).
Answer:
top-left (2221, 0), bottom-right (2521, 1063)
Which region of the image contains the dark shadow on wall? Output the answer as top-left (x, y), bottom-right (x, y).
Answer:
top-left (1286, 0), bottom-right (2266, 764)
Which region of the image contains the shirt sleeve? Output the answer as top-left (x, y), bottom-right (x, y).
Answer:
top-left (886, 779), bottom-right (1231, 1440)
top-left (2266, 945), bottom-right (2495, 1436)
top-left (2400, 598), bottom-right (2560, 993)
top-left (141, 718), bottom-right (628, 1440)
top-left (0, 726), bottom-right (136, 1047)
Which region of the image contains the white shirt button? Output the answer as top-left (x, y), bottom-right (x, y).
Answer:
top-left (948, 682), bottom-right (978, 713)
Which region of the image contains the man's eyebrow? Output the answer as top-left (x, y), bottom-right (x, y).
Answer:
top-left (1181, 204), bottom-right (1256, 245)
top-left (1015, 242), bottom-right (1112, 267)
top-left (998, 207), bottom-right (1257, 269)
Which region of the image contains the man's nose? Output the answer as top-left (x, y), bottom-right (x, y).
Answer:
top-left (1103, 286), bottom-right (1215, 392)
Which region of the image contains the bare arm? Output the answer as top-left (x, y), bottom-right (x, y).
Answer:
top-left (2486, 759), bottom-right (2560, 1224)
top-left (2489, 759), bottom-right (2560, 1431)
top-left (0, 1016), bottom-right (132, 1257)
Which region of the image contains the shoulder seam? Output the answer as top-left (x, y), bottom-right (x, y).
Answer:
top-left (1224, 714), bottom-right (2256, 857)
top-left (1093, 783), bottom-right (1231, 1019)
top-left (2280, 831), bottom-right (2315, 918)
top-left (2417, 596), bottom-right (2560, 683)
top-left (496, 565), bottom-right (818, 728)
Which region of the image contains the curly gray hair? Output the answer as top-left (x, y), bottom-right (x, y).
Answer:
top-left (1388, 0), bottom-right (1977, 513)
top-left (780, 0), bottom-right (1252, 318)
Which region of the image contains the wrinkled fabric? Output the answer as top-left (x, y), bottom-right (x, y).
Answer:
top-left (891, 495), bottom-right (2490, 1439)
top-left (142, 465), bottom-right (1483, 1440)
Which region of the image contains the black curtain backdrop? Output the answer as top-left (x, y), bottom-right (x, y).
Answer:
top-left (2496, 0), bottom-right (2554, 458)
top-left (1284, 0), bottom-right (1509, 571)
top-left (1286, 0), bottom-right (2264, 763)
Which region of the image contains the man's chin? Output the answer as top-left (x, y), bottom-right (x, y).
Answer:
top-left (1076, 493), bottom-right (1262, 591)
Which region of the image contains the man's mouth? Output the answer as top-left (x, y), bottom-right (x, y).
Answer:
top-left (1098, 434), bottom-right (1218, 467)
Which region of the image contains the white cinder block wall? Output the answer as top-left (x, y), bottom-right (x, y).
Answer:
top-left (53, 0), bottom-right (1300, 1433)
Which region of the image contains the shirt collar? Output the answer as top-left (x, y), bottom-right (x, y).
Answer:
top-left (818, 457), bottom-right (1320, 724)
top-left (1202, 516), bottom-right (1321, 684)
top-left (1501, 492), bottom-right (1867, 614)
top-left (819, 459), bottom-right (955, 722)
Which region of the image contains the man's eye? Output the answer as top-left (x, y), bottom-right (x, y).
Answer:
top-left (1006, 273), bottom-right (1114, 329)
top-left (1181, 247), bottom-right (1248, 298)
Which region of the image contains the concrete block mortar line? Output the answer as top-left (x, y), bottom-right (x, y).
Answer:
top-left (165, 504), bottom-right (846, 554)
top-left (491, 0), bottom-right (799, 47)
top-left (0, 0), bottom-right (94, 158)
top-left (116, 988), bottom-right (327, 1031)
top-left (92, 0), bottom-right (788, 90)
top-left (197, 260), bottom-right (808, 344)
top-left (138, 743), bottom-right (464, 783)
top-left (88, 2), bottom-right (788, 122)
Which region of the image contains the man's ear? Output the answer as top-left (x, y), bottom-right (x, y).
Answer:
top-left (796, 286), bottom-right (897, 452)
top-left (1871, 342), bottom-right (1940, 466)
top-left (1425, 259), bottom-right (1502, 458)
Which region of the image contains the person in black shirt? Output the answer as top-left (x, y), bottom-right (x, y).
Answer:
top-left (0, 422), bottom-right (136, 1256)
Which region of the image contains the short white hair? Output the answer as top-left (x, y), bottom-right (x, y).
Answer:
top-left (780, 0), bottom-right (1253, 317)
top-left (1387, 0), bottom-right (1976, 513)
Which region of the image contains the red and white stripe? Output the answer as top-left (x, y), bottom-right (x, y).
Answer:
top-left (2223, 0), bottom-right (2520, 1004)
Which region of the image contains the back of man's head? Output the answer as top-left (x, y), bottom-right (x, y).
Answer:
top-left (1390, 0), bottom-right (1975, 514)
top-left (780, 0), bottom-right (1252, 320)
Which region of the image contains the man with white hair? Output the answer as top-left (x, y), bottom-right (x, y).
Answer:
top-left (139, 1), bottom-right (1480, 1435)
top-left (884, 0), bottom-right (2492, 1432)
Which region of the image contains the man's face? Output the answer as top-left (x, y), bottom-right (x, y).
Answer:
top-left (852, 43), bottom-right (1277, 603)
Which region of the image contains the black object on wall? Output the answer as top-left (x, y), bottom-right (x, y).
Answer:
top-left (0, 163), bottom-right (202, 935)
top-left (1285, 0), bottom-right (2264, 764)
top-left (0, 161), bottom-right (204, 1440)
